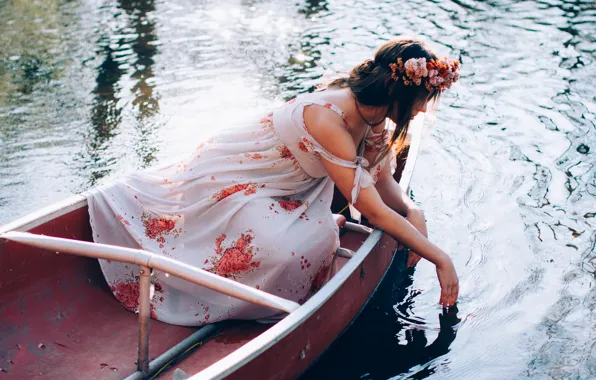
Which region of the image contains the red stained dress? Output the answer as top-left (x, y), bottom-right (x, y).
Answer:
top-left (86, 92), bottom-right (393, 326)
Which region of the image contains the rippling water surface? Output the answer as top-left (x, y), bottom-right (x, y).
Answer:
top-left (1, 0), bottom-right (594, 379)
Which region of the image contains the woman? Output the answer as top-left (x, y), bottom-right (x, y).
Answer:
top-left (87, 37), bottom-right (460, 326)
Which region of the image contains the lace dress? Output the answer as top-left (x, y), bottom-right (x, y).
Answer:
top-left (86, 92), bottom-right (394, 326)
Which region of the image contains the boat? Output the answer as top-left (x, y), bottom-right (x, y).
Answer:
top-left (0, 114), bottom-right (425, 379)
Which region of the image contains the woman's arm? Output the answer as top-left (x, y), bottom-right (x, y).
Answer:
top-left (303, 107), bottom-right (459, 307)
top-left (329, 160), bottom-right (458, 307)
top-left (363, 120), bottom-right (427, 266)
top-left (375, 163), bottom-right (427, 267)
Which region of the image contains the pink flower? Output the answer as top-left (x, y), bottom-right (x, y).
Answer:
top-left (405, 58), bottom-right (428, 81)
top-left (429, 76), bottom-right (444, 86)
top-left (393, 56), bottom-right (460, 91)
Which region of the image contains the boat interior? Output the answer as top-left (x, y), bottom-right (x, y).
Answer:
top-left (0, 126), bottom-right (414, 379)
top-left (0, 203), bottom-right (373, 379)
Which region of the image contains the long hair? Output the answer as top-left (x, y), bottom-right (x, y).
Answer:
top-left (326, 37), bottom-right (441, 165)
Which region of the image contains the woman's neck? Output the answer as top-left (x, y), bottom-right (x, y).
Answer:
top-left (318, 86), bottom-right (387, 130)
top-left (352, 99), bottom-right (388, 128)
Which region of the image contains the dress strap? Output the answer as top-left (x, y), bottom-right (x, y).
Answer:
top-left (304, 99), bottom-right (349, 129)
top-left (292, 98), bottom-right (373, 213)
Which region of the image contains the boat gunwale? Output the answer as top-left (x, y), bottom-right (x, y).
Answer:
top-left (193, 229), bottom-right (385, 380)
top-left (0, 195), bottom-right (87, 236)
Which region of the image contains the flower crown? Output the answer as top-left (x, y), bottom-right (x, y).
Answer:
top-left (389, 57), bottom-right (460, 91)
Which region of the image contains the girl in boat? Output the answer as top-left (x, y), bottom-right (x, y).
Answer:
top-left (86, 37), bottom-right (460, 326)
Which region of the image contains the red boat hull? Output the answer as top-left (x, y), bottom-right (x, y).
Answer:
top-left (0, 207), bottom-right (197, 378)
top-left (0, 122), bottom-right (419, 379)
top-left (0, 205), bottom-right (397, 379)
top-left (173, 234), bottom-right (397, 379)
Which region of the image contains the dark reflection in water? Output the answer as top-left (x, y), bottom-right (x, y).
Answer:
top-left (278, 0), bottom-right (330, 96)
top-left (304, 254), bottom-right (461, 379)
top-left (88, 42), bottom-right (124, 174)
top-left (0, 4), bottom-right (64, 99)
top-left (121, 0), bottom-right (160, 166)
top-left (0, 0), bottom-right (76, 213)
top-left (85, 0), bottom-right (159, 185)
top-left (0, 0), bottom-right (595, 378)
top-left (299, 0), bottom-right (329, 18)
top-left (15, 56), bottom-right (56, 96)
top-left (126, 5), bottom-right (159, 119)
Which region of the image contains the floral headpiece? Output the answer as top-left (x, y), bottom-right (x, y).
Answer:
top-left (389, 57), bottom-right (460, 91)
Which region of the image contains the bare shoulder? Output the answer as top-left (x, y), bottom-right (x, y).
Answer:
top-left (303, 104), bottom-right (357, 162)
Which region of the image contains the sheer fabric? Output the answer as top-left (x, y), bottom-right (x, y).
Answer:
top-left (86, 92), bottom-right (393, 326)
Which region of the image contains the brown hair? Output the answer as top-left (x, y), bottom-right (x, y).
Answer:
top-left (326, 37), bottom-right (441, 164)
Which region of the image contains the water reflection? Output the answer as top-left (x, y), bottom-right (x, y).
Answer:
top-left (121, 0), bottom-right (160, 166)
top-left (124, 0), bottom-right (159, 120)
top-left (88, 43), bottom-right (124, 168)
top-left (299, 0), bottom-right (329, 18)
top-left (279, 1), bottom-right (330, 97)
top-left (0, 1), bottom-right (64, 103)
top-left (0, 0), bottom-right (73, 219)
top-left (86, 0), bottom-right (159, 184)
top-left (280, 34), bottom-right (327, 95)
top-left (304, 255), bottom-right (460, 379)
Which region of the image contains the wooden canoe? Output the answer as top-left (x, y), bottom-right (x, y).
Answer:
top-left (0, 115), bottom-right (424, 379)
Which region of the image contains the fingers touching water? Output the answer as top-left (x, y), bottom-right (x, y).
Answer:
top-left (402, 245), bottom-right (458, 308)
top-left (436, 258), bottom-right (459, 308)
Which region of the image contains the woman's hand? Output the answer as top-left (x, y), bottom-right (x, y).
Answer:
top-left (435, 256), bottom-right (459, 308)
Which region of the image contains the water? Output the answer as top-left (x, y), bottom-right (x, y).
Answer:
top-left (0, 0), bottom-right (594, 378)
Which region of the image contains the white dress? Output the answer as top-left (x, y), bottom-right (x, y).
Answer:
top-left (86, 92), bottom-right (394, 326)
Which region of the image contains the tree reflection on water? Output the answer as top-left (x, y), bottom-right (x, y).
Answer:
top-left (87, 0), bottom-right (160, 185)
